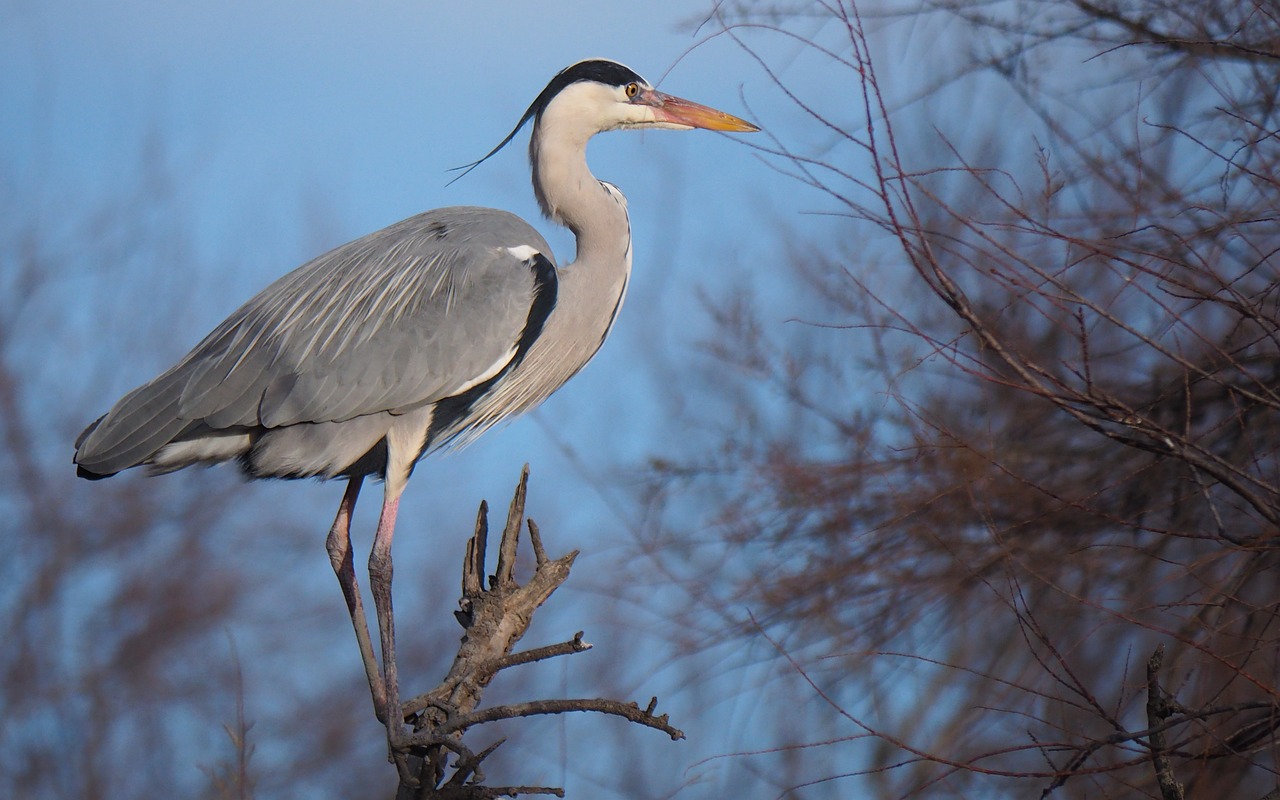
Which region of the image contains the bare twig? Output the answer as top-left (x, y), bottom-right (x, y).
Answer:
top-left (491, 632), bottom-right (592, 671)
top-left (424, 786), bottom-right (564, 800)
top-left (434, 697), bottom-right (685, 741)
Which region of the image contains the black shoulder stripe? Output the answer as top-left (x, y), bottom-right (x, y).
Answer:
top-left (424, 252), bottom-right (557, 451)
top-left (513, 252), bottom-right (558, 366)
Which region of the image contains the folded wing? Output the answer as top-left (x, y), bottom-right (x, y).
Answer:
top-left (74, 207), bottom-right (556, 477)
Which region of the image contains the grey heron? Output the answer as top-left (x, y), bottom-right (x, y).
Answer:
top-left (74, 58), bottom-right (756, 764)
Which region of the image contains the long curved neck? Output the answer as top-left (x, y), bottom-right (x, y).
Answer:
top-left (530, 118), bottom-right (632, 270)
top-left (499, 117), bottom-right (632, 409)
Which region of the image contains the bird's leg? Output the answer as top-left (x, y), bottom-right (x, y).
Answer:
top-left (325, 475), bottom-right (387, 722)
top-left (368, 485), bottom-right (411, 777)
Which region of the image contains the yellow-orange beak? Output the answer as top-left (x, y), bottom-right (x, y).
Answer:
top-left (644, 90), bottom-right (759, 132)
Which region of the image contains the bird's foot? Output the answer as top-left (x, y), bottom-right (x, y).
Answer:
top-left (384, 709), bottom-right (418, 786)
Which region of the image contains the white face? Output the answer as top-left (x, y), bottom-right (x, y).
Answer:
top-left (538, 80), bottom-right (690, 138)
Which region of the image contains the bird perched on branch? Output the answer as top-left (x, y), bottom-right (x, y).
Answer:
top-left (74, 57), bottom-right (757, 773)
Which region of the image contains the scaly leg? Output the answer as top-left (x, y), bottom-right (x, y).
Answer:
top-left (324, 476), bottom-right (388, 721)
top-left (368, 484), bottom-right (410, 777)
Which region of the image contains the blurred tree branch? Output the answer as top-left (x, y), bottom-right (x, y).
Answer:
top-left (1145, 646), bottom-right (1185, 800)
top-left (635, 0), bottom-right (1280, 796)
top-left (0, 145), bottom-right (310, 800)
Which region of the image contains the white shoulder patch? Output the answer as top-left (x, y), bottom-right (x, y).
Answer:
top-left (506, 245), bottom-right (541, 262)
top-left (599, 181), bottom-right (629, 209)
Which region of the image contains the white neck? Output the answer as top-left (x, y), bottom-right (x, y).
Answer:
top-left (498, 107), bottom-right (633, 411)
top-left (529, 114), bottom-right (631, 269)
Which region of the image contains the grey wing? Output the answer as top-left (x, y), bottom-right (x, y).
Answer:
top-left (74, 207), bottom-right (556, 475)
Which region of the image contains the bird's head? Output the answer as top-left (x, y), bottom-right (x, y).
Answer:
top-left (529, 59), bottom-right (759, 136)
top-left (451, 58), bottom-right (757, 182)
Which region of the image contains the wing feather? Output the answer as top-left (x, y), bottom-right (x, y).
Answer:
top-left (74, 207), bottom-right (556, 474)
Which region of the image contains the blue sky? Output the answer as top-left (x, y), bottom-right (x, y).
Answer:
top-left (3, 0), bottom-right (804, 450)
top-left (3, 0), bottom-right (803, 500)
top-left (7, 1), bottom-right (1062, 796)
top-left (2, 1), bottom-right (850, 796)
top-left (6, 3), bottom-right (1251, 796)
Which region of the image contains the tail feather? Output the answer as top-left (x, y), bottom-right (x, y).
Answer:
top-left (73, 368), bottom-right (197, 477)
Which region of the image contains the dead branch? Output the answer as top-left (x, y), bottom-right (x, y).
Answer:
top-left (392, 465), bottom-right (683, 798)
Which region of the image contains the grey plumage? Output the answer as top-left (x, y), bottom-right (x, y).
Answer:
top-left (76, 207), bottom-right (555, 480)
top-left (73, 58), bottom-right (757, 766)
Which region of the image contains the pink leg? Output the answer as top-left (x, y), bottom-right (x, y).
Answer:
top-left (368, 488), bottom-right (408, 769)
top-left (325, 476), bottom-right (387, 721)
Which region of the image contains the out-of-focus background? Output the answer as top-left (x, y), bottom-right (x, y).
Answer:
top-left (5, 1), bottom-right (1279, 798)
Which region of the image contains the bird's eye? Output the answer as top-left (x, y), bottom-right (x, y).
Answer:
top-left (625, 82), bottom-right (639, 98)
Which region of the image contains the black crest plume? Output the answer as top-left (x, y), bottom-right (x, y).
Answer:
top-left (448, 59), bottom-right (646, 185)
